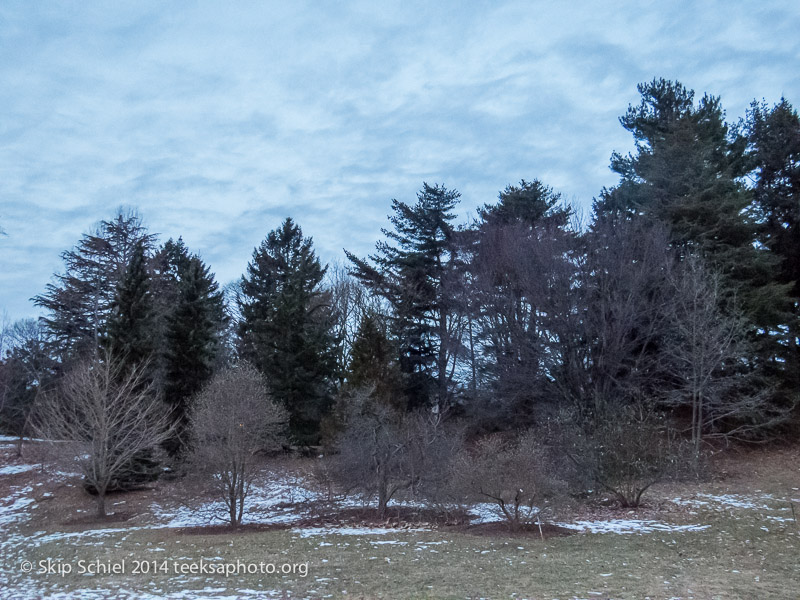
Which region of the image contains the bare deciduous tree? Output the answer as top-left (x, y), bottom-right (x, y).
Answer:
top-left (564, 404), bottom-right (691, 508)
top-left (450, 430), bottom-right (564, 531)
top-left (330, 387), bottom-right (457, 518)
top-left (34, 354), bottom-right (174, 518)
top-left (191, 362), bottom-right (288, 526)
top-left (664, 255), bottom-right (789, 456)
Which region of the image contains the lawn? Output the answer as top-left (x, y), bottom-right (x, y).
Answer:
top-left (2, 440), bottom-right (799, 599)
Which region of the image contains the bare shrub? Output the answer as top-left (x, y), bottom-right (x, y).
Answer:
top-left (33, 354), bottom-right (174, 518)
top-left (564, 405), bottom-right (693, 508)
top-left (191, 362), bottom-right (288, 526)
top-left (330, 387), bottom-right (460, 518)
top-left (450, 429), bottom-right (564, 531)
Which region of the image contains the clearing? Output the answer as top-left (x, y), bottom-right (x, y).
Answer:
top-left (1, 437), bottom-right (798, 599)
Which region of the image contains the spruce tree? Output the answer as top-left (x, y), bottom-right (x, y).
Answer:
top-left (104, 242), bottom-right (155, 371)
top-left (238, 218), bottom-right (337, 445)
top-left (162, 254), bottom-right (227, 457)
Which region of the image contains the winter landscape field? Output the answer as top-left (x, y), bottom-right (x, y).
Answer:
top-left (2, 436), bottom-right (798, 600)
top-left (2, 2), bottom-right (799, 600)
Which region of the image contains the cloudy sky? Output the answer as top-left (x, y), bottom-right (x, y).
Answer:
top-left (1, 1), bottom-right (798, 321)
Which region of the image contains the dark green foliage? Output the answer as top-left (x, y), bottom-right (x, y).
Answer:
top-left (479, 179), bottom-right (570, 229)
top-left (595, 79), bottom-right (794, 403)
top-left (161, 252), bottom-right (228, 457)
top-left (104, 242), bottom-right (155, 372)
top-left (238, 218), bottom-right (338, 445)
top-left (468, 180), bottom-right (575, 425)
top-left (346, 182), bottom-right (461, 409)
top-left (745, 99), bottom-right (800, 399)
top-left (33, 209), bottom-right (156, 360)
top-left (345, 312), bottom-right (404, 409)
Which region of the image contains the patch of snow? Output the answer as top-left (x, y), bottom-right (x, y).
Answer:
top-left (293, 526), bottom-right (426, 537)
top-left (0, 488), bottom-right (35, 526)
top-left (469, 502), bottom-right (503, 524)
top-left (557, 519), bottom-right (710, 534)
top-left (674, 493), bottom-right (774, 511)
top-left (0, 464), bottom-right (37, 476)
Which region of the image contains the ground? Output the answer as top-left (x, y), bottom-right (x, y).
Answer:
top-left (1, 437), bottom-right (798, 599)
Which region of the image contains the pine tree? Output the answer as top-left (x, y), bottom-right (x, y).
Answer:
top-left (346, 182), bottom-right (461, 409)
top-left (595, 79), bottom-right (793, 373)
top-left (479, 179), bottom-right (570, 228)
top-left (34, 209), bottom-right (156, 359)
top-left (162, 253), bottom-right (227, 457)
top-left (238, 218), bottom-right (337, 445)
top-left (104, 242), bottom-right (155, 371)
top-left (346, 312), bottom-right (404, 409)
top-left (745, 98), bottom-right (800, 401)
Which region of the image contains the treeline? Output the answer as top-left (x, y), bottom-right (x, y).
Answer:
top-left (1, 78), bottom-right (798, 519)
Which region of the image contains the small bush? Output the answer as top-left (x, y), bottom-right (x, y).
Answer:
top-left (450, 429), bottom-right (565, 531)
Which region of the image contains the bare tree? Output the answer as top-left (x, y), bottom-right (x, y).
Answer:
top-left (330, 387), bottom-right (456, 518)
top-left (564, 404), bottom-right (691, 507)
top-left (664, 255), bottom-right (789, 456)
top-left (34, 354), bottom-right (174, 518)
top-left (191, 362), bottom-right (288, 526)
top-left (324, 261), bottom-right (383, 388)
top-left (450, 430), bottom-right (564, 531)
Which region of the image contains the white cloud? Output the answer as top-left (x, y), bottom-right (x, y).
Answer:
top-left (0, 0), bottom-right (798, 319)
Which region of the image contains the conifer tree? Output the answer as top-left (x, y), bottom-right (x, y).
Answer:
top-left (346, 183), bottom-right (461, 409)
top-left (104, 242), bottom-right (155, 371)
top-left (346, 312), bottom-right (404, 409)
top-left (238, 218), bottom-right (337, 445)
top-left (34, 209), bottom-right (156, 359)
top-left (595, 79), bottom-right (793, 376)
top-left (162, 255), bottom-right (227, 457)
top-left (745, 98), bottom-right (800, 401)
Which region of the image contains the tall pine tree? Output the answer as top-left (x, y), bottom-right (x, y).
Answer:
top-left (346, 182), bottom-right (461, 409)
top-left (595, 79), bottom-right (793, 379)
top-left (159, 241), bottom-right (228, 457)
top-left (745, 98), bottom-right (800, 403)
top-left (238, 218), bottom-right (337, 445)
top-left (104, 241), bottom-right (155, 371)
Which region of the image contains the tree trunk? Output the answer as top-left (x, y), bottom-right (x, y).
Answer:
top-left (96, 492), bottom-right (107, 518)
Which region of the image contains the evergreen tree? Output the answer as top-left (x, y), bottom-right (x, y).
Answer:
top-left (595, 79), bottom-right (793, 374)
top-left (104, 242), bottom-right (155, 371)
top-left (346, 312), bottom-right (404, 409)
top-left (745, 98), bottom-right (800, 400)
top-left (238, 218), bottom-right (337, 445)
top-left (479, 179), bottom-right (570, 229)
top-left (34, 209), bottom-right (156, 359)
top-left (346, 183), bottom-right (462, 410)
top-left (468, 180), bottom-right (576, 423)
top-left (162, 254), bottom-right (227, 457)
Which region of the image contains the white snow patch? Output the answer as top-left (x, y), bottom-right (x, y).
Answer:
top-left (0, 464), bottom-right (37, 476)
top-left (557, 519), bottom-right (710, 534)
top-left (0, 488), bottom-right (35, 526)
top-left (294, 526), bottom-right (426, 537)
top-left (673, 493), bottom-right (773, 510)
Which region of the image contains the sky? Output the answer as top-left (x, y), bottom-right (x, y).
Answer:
top-left (1, 0), bottom-right (798, 321)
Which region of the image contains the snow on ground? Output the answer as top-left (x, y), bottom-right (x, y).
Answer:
top-left (0, 485), bottom-right (34, 526)
top-left (293, 526), bottom-right (425, 538)
top-left (0, 464), bottom-right (37, 476)
top-left (469, 502), bottom-right (503, 524)
top-left (557, 519), bottom-right (711, 534)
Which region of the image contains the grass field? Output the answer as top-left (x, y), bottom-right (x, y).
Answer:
top-left (2, 440), bottom-right (799, 599)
